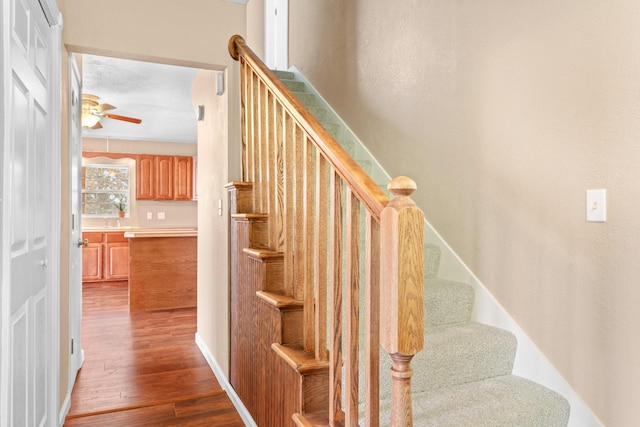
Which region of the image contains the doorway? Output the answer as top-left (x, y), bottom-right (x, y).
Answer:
top-left (67, 52), bottom-right (203, 400)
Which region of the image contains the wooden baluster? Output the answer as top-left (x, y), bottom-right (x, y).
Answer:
top-left (380, 176), bottom-right (424, 427)
top-left (365, 211), bottom-right (380, 427)
top-left (259, 79), bottom-right (268, 215)
top-left (274, 101), bottom-right (285, 250)
top-left (240, 60), bottom-right (248, 182)
top-left (246, 65), bottom-right (256, 191)
top-left (314, 153), bottom-right (329, 361)
top-left (251, 74), bottom-right (263, 213)
top-left (345, 188), bottom-right (360, 426)
top-left (329, 170), bottom-right (344, 426)
top-left (283, 114), bottom-right (294, 294)
top-left (294, 126), bottom-right (305, 300)
top-left (303, 138), bottom-right (316, 353)
top-left (266, 90), bottom-right (276, 248)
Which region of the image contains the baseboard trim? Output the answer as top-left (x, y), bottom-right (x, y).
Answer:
top-left (195, 332), bottom-right (257, 427)
top-left (58, 391), bottom-right (71, 427)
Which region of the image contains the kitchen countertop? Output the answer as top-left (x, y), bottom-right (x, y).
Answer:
top-left (82, 227), bottom-right (197, 238)
top-left (124, 228), bottom-right (197, 238)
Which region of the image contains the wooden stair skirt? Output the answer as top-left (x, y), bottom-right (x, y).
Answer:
top-left (229, 182), bottom-right (329, 426)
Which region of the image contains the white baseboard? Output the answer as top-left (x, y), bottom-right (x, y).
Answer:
top-left (58, 391), bottom-right (71, 427)
top-left (195, 332), bottom-right (257, 427)
top-left (59, 348), bottom-right (85, 426)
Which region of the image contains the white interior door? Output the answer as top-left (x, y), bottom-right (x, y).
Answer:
top-left (265, 0), bottom-right (288, 70)
top-left (2, 0), bottom-right (58, 425)
top-left (68, 54), bottom-right (84, 383)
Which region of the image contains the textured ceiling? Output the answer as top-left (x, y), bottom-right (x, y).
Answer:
top-left (82, 55), bottom-right (199, 143)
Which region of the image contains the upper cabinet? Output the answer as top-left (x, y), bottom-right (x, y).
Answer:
top-left (136, 155), bottom-right (155, 200)
top-left (136, 155), bottom-right (194, 201)
top-left (154, 155), bottom-right (174, 200)
top-left (174, 156), bottom-right (193, 200)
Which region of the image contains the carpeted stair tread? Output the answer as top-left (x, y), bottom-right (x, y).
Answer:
top-left (307, 106), bottom-right (327, 121)
top-left (292, 91), bottom-right (317, 106)
top-left (280, 78), bottom-right (306, 92)
top-left (404, 375), bottom-right (571, 427)
top-left (424, 243), bottom-right (442, 279)
top-left (424, 278), bottom-right (474, 326)
top-left (410, 322), bottom-right (517, 392)
top-left (272, 69), bottom-right (295, 80)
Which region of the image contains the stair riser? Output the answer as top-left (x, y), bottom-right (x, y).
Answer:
top-left (247, 255), bottom-right (284, 293)
top-left (424, 279), bottom-right (475, 326)
top-left (274, 348), bottom-right (330, 424)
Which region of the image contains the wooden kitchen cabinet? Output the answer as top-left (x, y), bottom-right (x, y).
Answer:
top-left (136, 155), bottom-right (155, 200)
top-left (174, 156), bottom-right (193, 200)
top-left (105, 232), bottom-right (129, 281)
top-left (154, 155), bottom-right (174, 200)
top-left (82, 232), bottom-right (129, 283)
top-left (81, 232), bottom-right (103, 282)
top-left (136, 154), bottom-right (195, 201)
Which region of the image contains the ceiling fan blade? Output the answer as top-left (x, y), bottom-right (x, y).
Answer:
top-left (91, 121), bottom-right (103, 129)
top-left (102, 113), bottom-right (142, 124)
top-left (96, 103), bottom-right (116, 112)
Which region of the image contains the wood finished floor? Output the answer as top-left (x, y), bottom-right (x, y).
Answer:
top-left (64, 282), bottom-right (244, 426)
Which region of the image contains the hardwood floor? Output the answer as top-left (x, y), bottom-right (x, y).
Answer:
top-left (64, 282), bottom-right (244, 426)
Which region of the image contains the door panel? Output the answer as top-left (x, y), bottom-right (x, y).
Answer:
top-left (10, 308), bottom-right (28, 427)
top-left (5, 0), bottom-right (54, 425)
top-left (69, 53), bottom-right (83, 382)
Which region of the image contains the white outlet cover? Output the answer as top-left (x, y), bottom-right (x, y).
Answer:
top-left (586, 189), bottom-right (606, 222)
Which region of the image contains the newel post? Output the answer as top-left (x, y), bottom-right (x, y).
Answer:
top-left (380, 176), bottom-right (424, 427)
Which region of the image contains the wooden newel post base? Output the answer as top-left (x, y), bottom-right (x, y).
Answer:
top-left (390, 353), bottom-right (415, 427)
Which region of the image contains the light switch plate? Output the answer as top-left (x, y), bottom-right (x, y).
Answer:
top-left (146, 212), bottom-right (153, 220)
top-left (157, 212), bottom-right (166, 220)
top-left (586, 189), bottom-right (606, 222)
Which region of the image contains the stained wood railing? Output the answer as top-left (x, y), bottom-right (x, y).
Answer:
top-left (229, 35), bottom-right (425, 426)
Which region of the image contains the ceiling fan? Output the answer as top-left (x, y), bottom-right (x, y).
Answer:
top-left (81, 93), bottom-right (142, 129)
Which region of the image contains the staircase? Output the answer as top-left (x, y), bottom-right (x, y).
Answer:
top-left (227, 35), bottom-right (570, 426)
top-left (271, 69), bottom-right (570, 426)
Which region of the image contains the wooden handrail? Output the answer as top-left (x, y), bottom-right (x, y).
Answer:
top-left (229, 35), bottom-right (389, 221)
top-left (229, 35), bottom-right (424, 427)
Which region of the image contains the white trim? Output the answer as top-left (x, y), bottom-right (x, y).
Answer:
top-left (265, 0), bottom-right (288, 70)
top-left (0, 0), bottom-right (10, 424)
top-left (59, 348), bottom-right (83, 427)
top-left (37, 0), bottom-right (61, 26)
top-left (225, 0), bottom-right (249, 4)
top-left (58, 392), bottom-right (71, 427)
top-left (48, 14), bottom-right (63, 427)
top-left (195, 333), bottom-right (257, 427)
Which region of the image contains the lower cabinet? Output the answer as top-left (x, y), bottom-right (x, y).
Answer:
top-left (82, 231), bottom-right (129, 283)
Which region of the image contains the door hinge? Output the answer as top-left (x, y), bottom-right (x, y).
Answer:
top-left (71, 338), bottom-right (75, 355)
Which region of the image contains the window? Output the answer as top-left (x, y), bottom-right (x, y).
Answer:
top-left (82, 164), bottom-right (130, 217)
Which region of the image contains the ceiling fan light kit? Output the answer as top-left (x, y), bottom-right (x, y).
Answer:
top-left (81, 93), bottom-right (142, 129)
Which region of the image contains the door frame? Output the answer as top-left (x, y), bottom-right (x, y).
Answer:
top-left (265, 0), bottom-right (288, 70)
top-left (67, 53), bottom-right (84, 393)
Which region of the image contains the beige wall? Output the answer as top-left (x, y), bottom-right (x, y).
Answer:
top-left (290, 1), bottom-right (640, 425)
top-left (246, 0), bottom-right (265, 60)
top-left (58, 0), bottom-right (246, 410)
top-left (58, 42), bottom-right (71, 407)
top-left (192, 70), bottom-right (230, 374)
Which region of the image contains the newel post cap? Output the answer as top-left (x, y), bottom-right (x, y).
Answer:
top-left (387, 176), bottom-right (417, 197)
